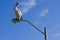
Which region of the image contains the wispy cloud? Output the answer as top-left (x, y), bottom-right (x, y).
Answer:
top-left (52, 33), bottom-right (60, 37)
top-left (49, 32), bottom-right (60, 40)
top-left (48, 23), bottom-right (60, 40)
top-left (33, 8), bottom-right (48, 26)
top-left (20, 0), bottom-right (37, 14)
top-left (40, 8), bottom-right (48, 16)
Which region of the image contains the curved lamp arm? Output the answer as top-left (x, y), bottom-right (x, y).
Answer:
top-left (22, 20), bottom-right (44, 34)
top-left (21, 19), bottom-right (47, 40)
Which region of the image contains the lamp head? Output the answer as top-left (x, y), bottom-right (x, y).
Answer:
top-left (11, 17), bottom-right (22, 23)
top-left (12, 18), bottom-right (16, 23)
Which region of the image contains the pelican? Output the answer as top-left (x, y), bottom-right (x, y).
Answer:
top-left (12, 2), bottom-right (22, 23)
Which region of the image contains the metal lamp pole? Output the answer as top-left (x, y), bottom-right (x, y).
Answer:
top-left (21, 19), bottom-right (47, 40)
top-left (12, 18), bottom-right (47, 40)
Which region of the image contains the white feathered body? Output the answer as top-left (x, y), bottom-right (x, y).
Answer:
top-left (14, 7), bottom-right (22, 20)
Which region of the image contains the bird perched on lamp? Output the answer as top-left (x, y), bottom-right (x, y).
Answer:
top-left (12, 2), bottom-right (22, 23)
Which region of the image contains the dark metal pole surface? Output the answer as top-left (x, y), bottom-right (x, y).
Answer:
top-left (44, 27), bottom-right (47, 40)
top-left (22, 20), bottom-right (44, 34)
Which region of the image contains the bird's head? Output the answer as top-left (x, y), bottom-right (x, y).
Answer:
top-left (16, 2), bottom-right (20, 6)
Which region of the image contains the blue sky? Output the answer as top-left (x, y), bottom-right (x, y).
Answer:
top-left (0, 0), bottom-right (60, 40)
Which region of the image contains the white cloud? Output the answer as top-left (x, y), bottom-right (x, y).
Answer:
top-left (48, 23), bottom-right (60, 40)
top-left (20, 0), bottom-right (37, 14)
top-left (40, 8), bottom-right (48, 16)
top-left (33, 8), bottom-right (48, 26)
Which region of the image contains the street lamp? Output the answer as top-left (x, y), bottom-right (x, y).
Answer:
top-left (12, 2), bottom-right (47, 40)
